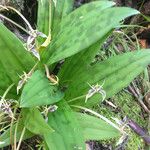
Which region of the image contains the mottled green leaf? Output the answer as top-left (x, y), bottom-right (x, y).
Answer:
top-left (59, 27), bottom-right (113, 83)
top-left (58, 41), bottom-right (99, 80)
top-left (22, 108), bottom-right (54, 135)
top-left (44, 100), bottom-right (85, 150)
top-left (64, 50), bottom-right (150, 107)
top-left (42, 3), bottom-right (138, 65)
top-left (42, 1), bottom-right (115, 63)
top-left (0, 119), bottom-right (33, 148)
top-left (76, 112), bottom-right (120, 140)
top-left (20, 70), bottom-right (64, 107)
top-left (0, 23), bottom-right (35, 98)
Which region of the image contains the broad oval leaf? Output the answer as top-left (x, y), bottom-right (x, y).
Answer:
top-left (20, 70), bottom-right (64, 107)
top-left (76, 112), bottom-right (120, 140)
top-left (64, 50), bottom-right (150, 107)
top-left (22, 108), bottom-right (54, 135)
top-left (44, 100), bottom-right (85, 150)
top-left (42, 4), bottom-right (139, 65)
top-left (0, 23), bottom-right (35, 98)
top-left (41, 1), bottom-right (115, 63)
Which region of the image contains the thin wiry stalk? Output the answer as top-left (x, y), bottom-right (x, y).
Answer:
top-left (68, 95), bottom-right (85, 103)
top-left (13, 113), bottom-right (21, 150)
top-left (0, 5), bottom-right (33, 35)
top-left (6, 6), bottom-right (34, 32)
top-left (0, 84), bottom-right (15, 119)
top-left (118, 24), bottom-right (147, 29)
top-left (0, 124), bottom-right (11, 132)
top-left (16, 127), bottom-right (26, 150)
top-left (0, 14), bottom-right (31, 35)
top-left (0, 121), bottom-right (9, 126)
top-left (10, 108), bottom-right (17, 148)
top-left (1, 84), bottom-right (14, 101)
top-left (71, 105), bottom-right (126, 134)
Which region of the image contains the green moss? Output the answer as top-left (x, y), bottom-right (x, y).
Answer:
top-left (94, 91), bottom-right (146, 149)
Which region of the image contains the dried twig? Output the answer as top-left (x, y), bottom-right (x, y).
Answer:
top-left (128, 83), bottom-right (150, 114)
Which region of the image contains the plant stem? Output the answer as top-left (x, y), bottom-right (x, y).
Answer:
top-left (71, 105), bottom-right (125, 134)
top-left (16, 127), bottom-right (26, 150)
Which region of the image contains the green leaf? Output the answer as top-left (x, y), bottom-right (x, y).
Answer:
top-left (22, 108), bottom-right (54, 135)
top-left (52, 0), bottom-right (74, 33)
top-left (0, 119), bottom-right (33, 148)
top-left (59, 31), bottom-right (112, 82)
top-left (64, 50), bottom-right (150, 107)
top-left (42, 3), bottom-right (138, 65)
top-left (37, 0), bottom-right (74, 42)
top-left (37, 0), bottom-right (51, 35)
top-left (58, 41), bottom-right (99, 80)
top-left (20, 70), bottom-right (64, 107)
top-left (37, 0), bottom-right (51, 45)
top-left (44, 100), bottom-right (85, 150)
top-left (42, 1), bottom-right (115, 63)
top-left (76, 112), bottom-right (120, 140)
top-left (0, 23), bottom-right (35, 98)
